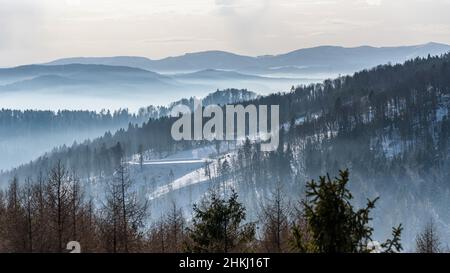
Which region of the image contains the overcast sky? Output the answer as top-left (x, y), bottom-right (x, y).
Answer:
top-left (1, 0), bottom-right (450, 67)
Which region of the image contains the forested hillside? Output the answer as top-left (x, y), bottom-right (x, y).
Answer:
top-left (0, 108), bottom-right (146, 171)
top-left (0, 88), bottom-right (256, 173)
top-left (1, 54), bottom-right (450, 250)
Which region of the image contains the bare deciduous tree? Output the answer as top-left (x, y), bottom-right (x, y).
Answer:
top-left (259, 184), bottom-right (291, 252)
top-left (415, 219), bottom-right (441, 253)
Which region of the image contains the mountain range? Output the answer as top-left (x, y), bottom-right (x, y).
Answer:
top-left (1, 42), bottom-right (449, 111)
top-left (45, 42), bottom-right (450, 75)
top-left (0, 65), bottom-right (307, 110)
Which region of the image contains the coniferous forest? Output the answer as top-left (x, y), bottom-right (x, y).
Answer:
top-left (1, 53), bottom-right (450, 253)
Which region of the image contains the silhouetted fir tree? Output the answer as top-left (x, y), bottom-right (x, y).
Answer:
top-left (184, 190), bottom-right (255, 253)
top-left (293, 169), bottom-right (403, 253)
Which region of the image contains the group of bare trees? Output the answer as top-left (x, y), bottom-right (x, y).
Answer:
top-left (0, 162), bottom-right (99, 252)
top-left (0, 161), bottom-right (444, 253)
top-left (415, 220), bottom-right (444, 253)
top-left (0, 161), bottom-right (148, 253)
top-left (0, 160), bottom-right (304, 253)
top-left (145, 203), bottom-right (187, 253)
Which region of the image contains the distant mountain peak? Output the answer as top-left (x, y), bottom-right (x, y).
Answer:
top-left (183, 50), bottom-right (237, 56)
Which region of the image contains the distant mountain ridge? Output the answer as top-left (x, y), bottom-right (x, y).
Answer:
top-left (0, 63), bottom-right (170, 82)
top-left (0, 64), bottom-right (305, 102)
top-left (0, 63), bottom-right (177, 92)
top-left (44, 42), bottom-right (450, 75)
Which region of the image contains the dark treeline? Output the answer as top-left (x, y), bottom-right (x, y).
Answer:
top-left (0, 88), bottom-right (256, 140)
top-left (0, 108), bottom-right (145, 139)
top-left (0, 162), bottom-right (403, 253)
top-left (0, 108), bottom-right (151, 171)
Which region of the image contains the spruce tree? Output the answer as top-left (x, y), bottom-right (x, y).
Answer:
top-left (293, 169), bottom-right (403, 253)
top-left (185, 190), bottom-right (255, 253)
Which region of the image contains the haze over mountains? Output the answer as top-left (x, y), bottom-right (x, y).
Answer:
top-left (46, 42), bottom-right (450, 75)
top-left (0, 64), bottom-right (299, 111)
top-left (0, 42), bottom-right (449, 111)
top-left (0, 64), bottom-right (191, 111)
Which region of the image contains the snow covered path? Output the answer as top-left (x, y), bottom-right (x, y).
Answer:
top-left (127, 158), bottom-right (208, 165)
top-left (148, 168), bottom-right (211, 200)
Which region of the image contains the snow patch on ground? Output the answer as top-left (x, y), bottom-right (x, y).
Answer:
top-left (149, 165), bottom-right (212, 201)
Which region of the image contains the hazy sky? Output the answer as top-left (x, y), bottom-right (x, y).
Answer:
top-left (1, 0), bottom-right (450, 67)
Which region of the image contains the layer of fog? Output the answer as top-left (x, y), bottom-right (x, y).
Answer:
top-left (0, 77), bottom-right (323, 111)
